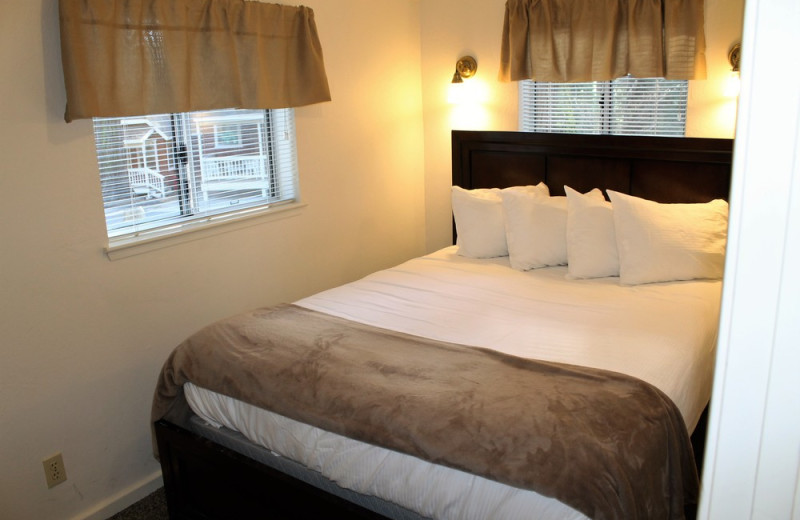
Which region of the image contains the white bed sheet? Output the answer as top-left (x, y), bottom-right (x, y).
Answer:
top-left (185, 246), bottom-right (722, 519)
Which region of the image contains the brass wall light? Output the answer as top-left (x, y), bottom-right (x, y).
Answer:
top-left (452, 56), bottom-right (478, 83)
top-left (728, 43), bottom-right (741, 72)
top-left (724, 42), bottom-right (742, 98)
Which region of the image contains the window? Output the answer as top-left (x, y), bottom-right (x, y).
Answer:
top-left (519, 76), bottom-right (688, 137)
top-left (93, 108), bottom-right (299, 246)
top-left (213, 123), bottom-right (243, 149)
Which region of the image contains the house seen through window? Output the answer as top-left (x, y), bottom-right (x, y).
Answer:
top-left (520, 76), bottom-right (688, 136)
top-left (93, 108), bottom-right (299, 244)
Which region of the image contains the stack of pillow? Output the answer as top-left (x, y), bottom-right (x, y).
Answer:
top-left (451, 184), bottom-right (729, 285)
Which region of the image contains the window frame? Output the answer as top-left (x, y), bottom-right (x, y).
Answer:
top-left (92, 108), bottom-right (303, 259)
top-left (519, 76), bottom-right (689, 137)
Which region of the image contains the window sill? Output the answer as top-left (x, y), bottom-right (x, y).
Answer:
top-left (105, 202), bottom-right (307, 261)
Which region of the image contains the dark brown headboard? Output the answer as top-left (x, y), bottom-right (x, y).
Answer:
top-left (452, 131), bottom-right (733, 203)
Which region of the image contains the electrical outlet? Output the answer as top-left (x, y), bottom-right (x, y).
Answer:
top-left (43, 453), bottom-right (67, 488)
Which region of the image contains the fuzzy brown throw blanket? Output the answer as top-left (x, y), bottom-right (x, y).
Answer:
top-left (152, 304), bottom-right (698, 520)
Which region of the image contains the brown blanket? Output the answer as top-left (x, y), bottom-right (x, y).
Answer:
top-left (152, 304), bottom-right (698, 520)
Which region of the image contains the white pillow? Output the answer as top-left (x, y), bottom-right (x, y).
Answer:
top-left (607, 190), bottom-right (729, 285)
top-left (502, 188), bottom-right (604, 270)
top-left (451, 184), bottom-right (549, 258)
top-left (565, 186), bottom-right (619, 279)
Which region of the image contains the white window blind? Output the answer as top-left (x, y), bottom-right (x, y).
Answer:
top-left (93, 108), bottom-right (299, 244)
top-left (520, 76), bottom-right (688, 136)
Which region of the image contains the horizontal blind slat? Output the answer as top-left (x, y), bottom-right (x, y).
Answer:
top-left (520, 76), bottom-right (687, 137)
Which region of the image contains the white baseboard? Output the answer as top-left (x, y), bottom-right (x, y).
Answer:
top-left (70, 470), bottom-right (164, 520)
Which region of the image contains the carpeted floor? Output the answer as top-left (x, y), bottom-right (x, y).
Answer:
top-left (107, 487), bottom-right (169, 520)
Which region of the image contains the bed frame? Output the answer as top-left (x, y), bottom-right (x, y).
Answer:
top-left (155, 130), bottom-right (733, 520)
top-left (452, 131), bottom-right (731, 202)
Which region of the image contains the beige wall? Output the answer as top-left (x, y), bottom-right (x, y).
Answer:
top-left (420, 0), bottom-right (745, 251)
top-left (0, 1), bottom-right (424, 518)
top-left (0, 0), bottom-right (744, 517)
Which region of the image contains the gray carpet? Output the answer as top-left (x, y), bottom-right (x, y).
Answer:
top-left (107, 487), bottom-right (168, 520)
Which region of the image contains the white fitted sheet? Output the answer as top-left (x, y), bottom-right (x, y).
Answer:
top-left (185, 246), bottom-right (722, 519)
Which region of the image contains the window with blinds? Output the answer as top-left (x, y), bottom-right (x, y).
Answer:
top-left (519, 76), bottom-right (688, 136)
top-left (93, 108), bottom-right (299, 245)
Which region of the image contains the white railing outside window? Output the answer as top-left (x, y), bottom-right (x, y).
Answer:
top-left (199, 155), bottom-right (269, 200)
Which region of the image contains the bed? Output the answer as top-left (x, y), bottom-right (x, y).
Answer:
top-left (152, 130), bottom-right (733, 520)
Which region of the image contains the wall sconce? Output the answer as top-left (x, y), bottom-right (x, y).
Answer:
top-left (728, 43), bottom-right (741, 73)
top-left (451, 56), bottom-right (477, 83)
top-left (724, 42), bottom-right (742, 98)
top-left (448, 55), bottom-right (488, 128)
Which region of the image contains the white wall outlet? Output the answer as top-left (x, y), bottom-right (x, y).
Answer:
top-left (43, 453), bottom-right (67, 488)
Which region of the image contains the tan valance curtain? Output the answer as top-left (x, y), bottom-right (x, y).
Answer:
top-left (59, 0), bottom-right (331, 122)
top-left (499, 0), bottom-right (706, 83)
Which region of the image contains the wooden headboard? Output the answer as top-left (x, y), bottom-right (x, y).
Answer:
top-left (452, 131), bottom-right (733, 203)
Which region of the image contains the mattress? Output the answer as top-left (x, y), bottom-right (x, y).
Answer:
top-left (184, 246), bottom-right (722, 519)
